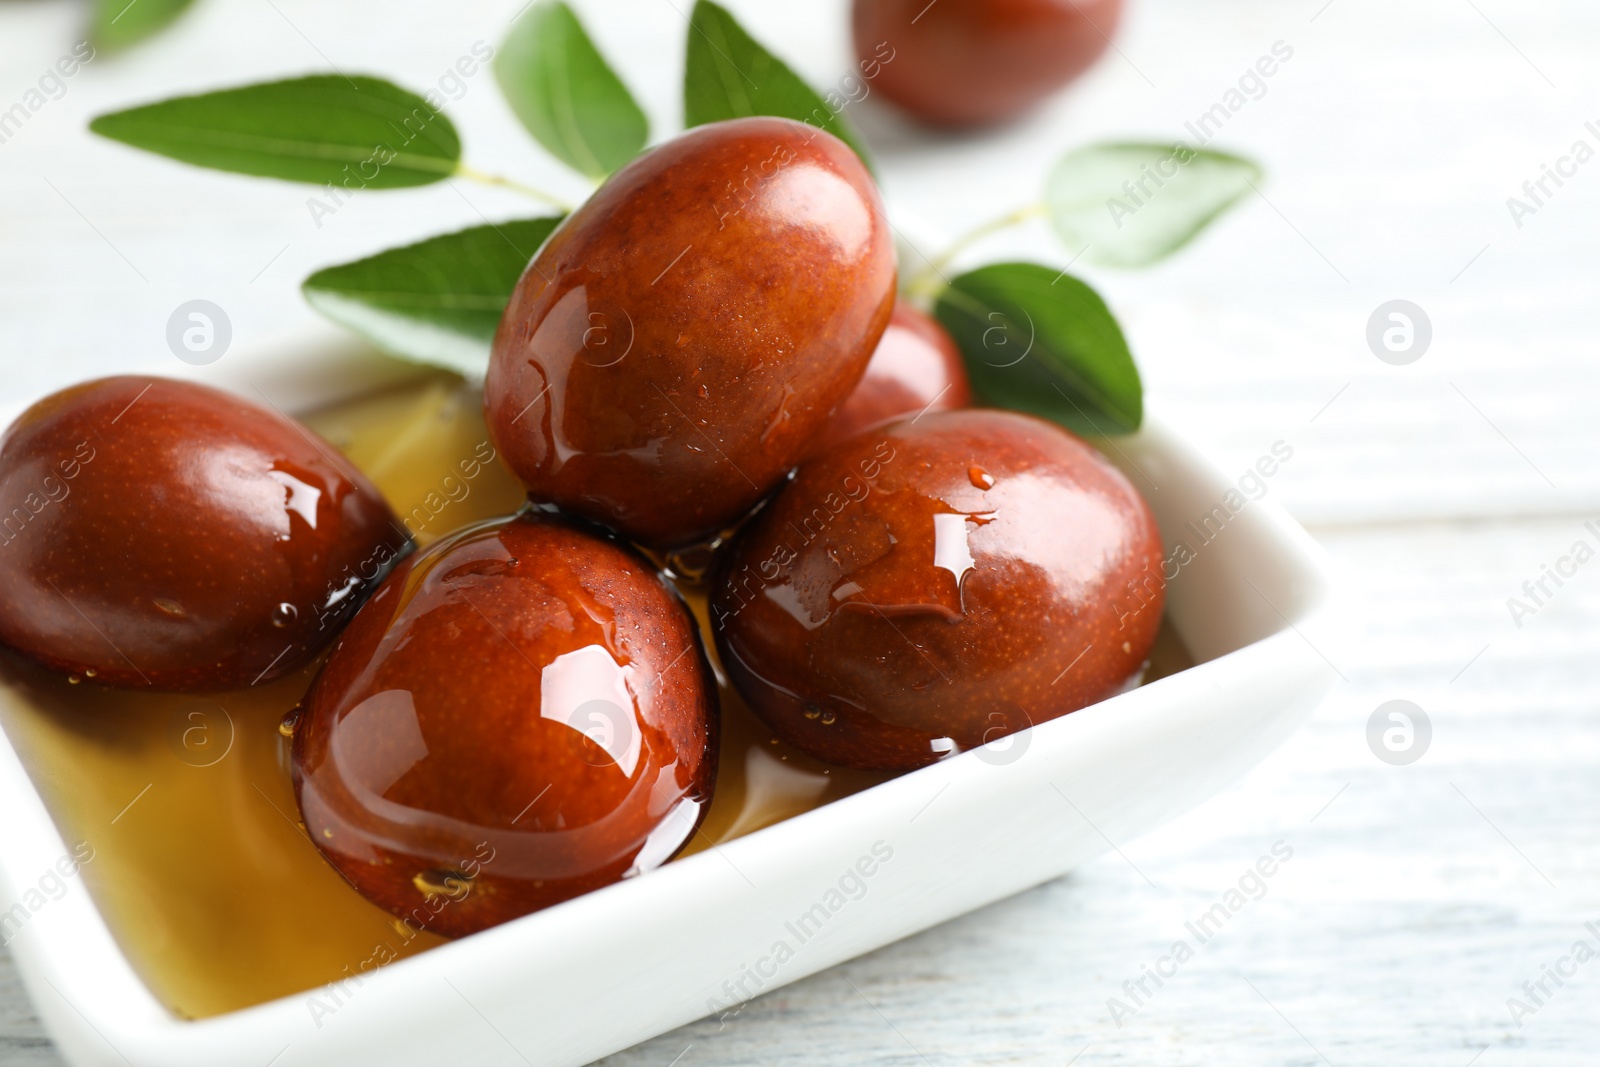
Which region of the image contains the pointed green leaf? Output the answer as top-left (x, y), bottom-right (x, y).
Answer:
top-left (934, 262), bottom-right (1142, 436)
top-left (89, 75), bottom-right (460, 187)
top-left (495, 1), bottom-right (647, 178)
top-left (91, 0), bottom-right (196, 52)
top-left (1045, 142), bottom-right (1261, 268)
top-left (302, 217), bottom-right (564, 376)
top-left (683, 0), bottom-right (872, 167)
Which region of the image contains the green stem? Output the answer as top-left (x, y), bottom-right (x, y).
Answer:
top-left (905, 202), bottom-right (1048, 300)
top-left (457, 165), bottom-right (574, 211)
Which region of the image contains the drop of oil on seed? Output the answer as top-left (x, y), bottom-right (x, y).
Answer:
top-left (413, 869), bottom-right (468, 900)
top-left (271, 602), bottom-right (298, 628)
top-left (666, 544), bottom-right (715, 583)
top-left (968, 466), bottom-right (995, 490)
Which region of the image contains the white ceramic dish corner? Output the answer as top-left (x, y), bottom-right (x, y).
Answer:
top-left (0, 328), bottom-right (1343, 1067)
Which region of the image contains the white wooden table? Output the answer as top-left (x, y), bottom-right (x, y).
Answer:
top-left (3, 0), bottom-right (1597, 1063)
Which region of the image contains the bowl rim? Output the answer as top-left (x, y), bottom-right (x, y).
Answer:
top-left (0, 325), bottom-right (1341, 1065)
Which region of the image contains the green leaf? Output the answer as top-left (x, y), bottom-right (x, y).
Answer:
top-left (495, 1), bottom-right (648, 178)
top-left (302, 217), bottom-right (564, 376)
top-left (683, 0), bottom-right (872, 167)
top-left (92, 0), bottom-right (196, 52)
top-left (1045, 142), bottom-right (1261, 268)
top-left (89, 75), bottom-right (460, 187)
top-left (934, 263), bottom-right (1142, 436)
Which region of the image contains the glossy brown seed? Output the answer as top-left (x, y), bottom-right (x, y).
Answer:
top-left (805, 299), bottom-right (971, 458)
top-left (293, 513), bottom-right (717, 938)
top-left (0, 376), bottom-right (404, 691)
top-left (853, 0), bottom-right (1124, 127)
top-left (485, 117), bottom-right (896, 549)
top-left (711, 409), bottom-right (1162, 770)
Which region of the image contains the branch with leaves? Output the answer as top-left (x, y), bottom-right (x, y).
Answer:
top-left (87, 0), bottom-right (1260, 438)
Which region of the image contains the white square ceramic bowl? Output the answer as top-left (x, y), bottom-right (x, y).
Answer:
top-left (0, 329), bottom-right (1340, 1067)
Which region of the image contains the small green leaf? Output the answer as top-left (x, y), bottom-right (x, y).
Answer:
top-left (1045, 142), bottom-right (1261, 268)
top-left (91, 0), bottom-right (196, 52)
top-left (495, 1), bottom-right (648, 178)
top-left (684, 0), bottom-right (872, 167)
top-left (934, 263), bottom-right (1142, 436)
top-left (302, 217), bottom-right (564, 376)
top-left (89, 75), bottom-right (460, 187)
